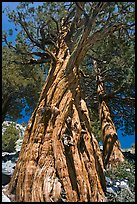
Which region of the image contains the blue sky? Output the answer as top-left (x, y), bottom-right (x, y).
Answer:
top-left (2, 2), bottom-right (135, 149)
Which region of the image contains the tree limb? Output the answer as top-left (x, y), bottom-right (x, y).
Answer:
top-left (65, 2), bottom-right (85, 41)
top-left (86, 23), bottom-right (128, 49)
top-left (12, 57), bottom-right (50, 65)
top-left (51, 16), bottom-right (60, 33)
top-left (18, 12), bottom-right (43, 49)
top-left (3, 33), bottom-right (56, 63)
top-left (104, 93), bottom-right (135, 105)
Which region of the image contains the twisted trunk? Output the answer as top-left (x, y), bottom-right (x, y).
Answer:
top-left (93, 60), bottom-right (124, 168)
top-left (5, 44), bottom-right (107, 202)
top-left (100, 100), bottom-right (124, 168)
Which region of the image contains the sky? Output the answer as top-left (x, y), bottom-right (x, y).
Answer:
top-left (2, 2), bottom-right (135, 149)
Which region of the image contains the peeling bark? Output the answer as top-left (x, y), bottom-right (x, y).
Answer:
top-left (5, 44), bottom-right (107, 202)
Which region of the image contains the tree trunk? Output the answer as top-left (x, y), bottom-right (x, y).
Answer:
top-left (100, 100), bottom-right (124, 168)
top-left (93, 60), bottom-right (124, 168)
top-left (5, 44), bottom-right (107, 202)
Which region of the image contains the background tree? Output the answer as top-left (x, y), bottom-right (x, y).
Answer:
top-left (2, 2), bottom-right (135, 202)
top-left (2, 45), bottom-right (45, 123)
top-left (2, 123), bottom-right (20, 152)
top-left (80, 18), bottom-right (135, 167)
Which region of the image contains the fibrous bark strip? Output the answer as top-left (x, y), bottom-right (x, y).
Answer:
top-left (5, 44), bottom-right (107, 202)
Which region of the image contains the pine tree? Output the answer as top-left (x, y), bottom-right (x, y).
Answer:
top-left (3, 2), bottom-right (135, 202)
top-left (80, 29), bottom-right (135, 168)
top-left (2, 46), bottom-right (45, 122)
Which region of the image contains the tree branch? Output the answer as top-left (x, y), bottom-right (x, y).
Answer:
top-left (18, 12), bottom-right (43, 49)
top-left (3, 33), bottom-right (56, 63)
top-left (65, 2), bottom-right (85, 41)
top-left (12, 57), bottom-right (50, 65)
top-left (62, 7), bottom-right (76, 27)
top-left (3, 35), bottom-right (17, 51)
top-left (104, 94), bottom-right (135, 105)
top-left (67, 2), bottom-right (107, 66)
top-left (86, 23), bottom-right (127, 49)
top-left (51, 16), bottom-right (60, 33)
top-left (18, 51), bottom-right (49, 57)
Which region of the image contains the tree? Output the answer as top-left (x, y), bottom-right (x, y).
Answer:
top-left (91, 28), bottom-right (135, 137)
top-left (3, 2), bottom-right (135, 202)
top-left (2, 124), bottom-right (20, 152)
top-left (93, 60), bottom-right (124, 168)
top-left (80, 23), bottom-right (135, 167)
top-left (2, 45), bottom-right (45, 123)
top-left (94, 34), bottom-right (135, 167)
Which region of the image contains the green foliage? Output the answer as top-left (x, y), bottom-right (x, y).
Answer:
top-left (3, 2), bottom-right (73, 54)
top-left (106, 159), bottom-right (135, 182)
top-left (2, 45), bottom-right (45, 121)
top-left (8, 28), bottom-right (13, 36)
top-left (2, 124), bottom-right (20, 152)
top-left (105, 158), bottom-right (135, 202)
top-left (2, 2), bottom-right (135, 136)
top-left (81, 22), bottom-right (135, 137)
top-left (89, 109), bottom-right (102, 142)
top-left (115, 188), bottom-right (135, 202)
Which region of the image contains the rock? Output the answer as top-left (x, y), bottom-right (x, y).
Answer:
top-left (99, 145), bottom-right (103, 150)
top-left (2, 152), bottom-right (16, 157)
top-left (112, 185), bottom-right (120, 192)
top-left (119, 181), bottom-right (129, 189)
top-left (115, 181), bottom-right (120, 186)
top-left (126, 168), bottom-right (131, 172)
top-left (2, 191), bottom-right (11, 202)
top-left (106, 187), bottom-right (117, 196)
top-left (106, 176), bottom-right (113, 185)
top-left (15, 138), bottom-right (23, 152)
top-left (2, 151), bottom-right (19, 163)
top-left (2, 160), bottom-right (16, 176)
top-left (2, 121), bottom-right (25, 185)
top-left (123, 179), bottom-right (128, 183)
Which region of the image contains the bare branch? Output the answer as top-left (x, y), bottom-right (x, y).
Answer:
top-left (4, 33), bottom-right (56, 65)
top-left (104, 90), bottom-right (135, 102)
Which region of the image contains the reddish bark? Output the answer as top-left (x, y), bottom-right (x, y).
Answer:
top-left (93, 60), bottom-right (124, 168)
top-left (100, 100), bottom-right (124, 168)
top-left (5, 45), bottom-right (107, 202)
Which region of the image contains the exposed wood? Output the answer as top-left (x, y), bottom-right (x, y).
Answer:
top-left (5, 43), bottom-right (107, 202)
top-left (3, 3), bottom-right (132, 201)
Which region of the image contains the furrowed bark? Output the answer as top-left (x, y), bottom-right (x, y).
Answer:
top-left (93, 60), bottom-right (124, 168)
top-left (100, 101), bottom-right (124, 168)
top-left (5, 43), bottom-right (107, 202)
top-left (3, 3), bottom-right (134, 201)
